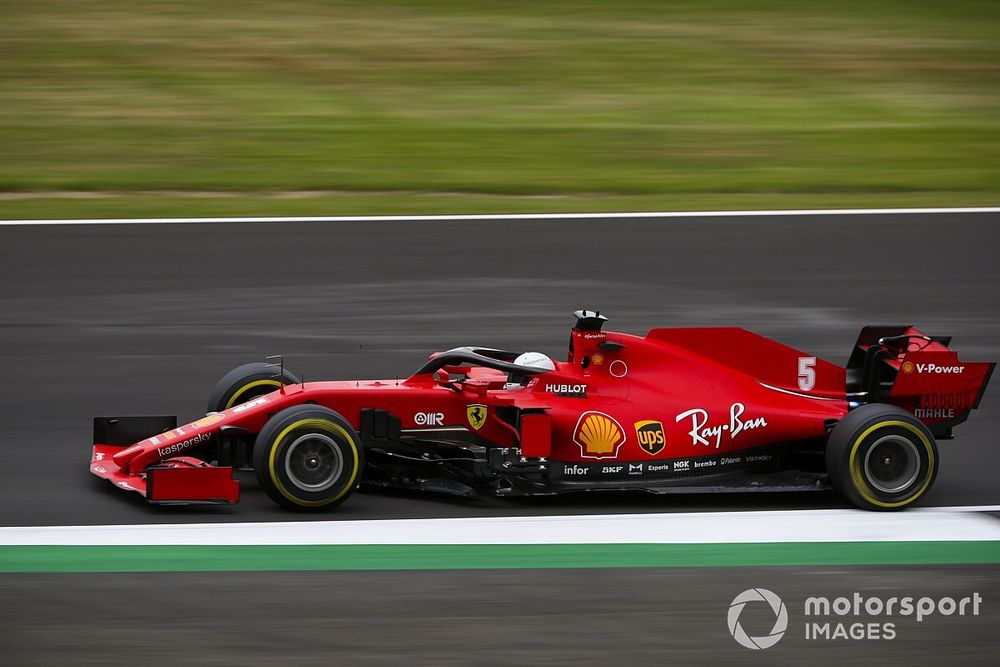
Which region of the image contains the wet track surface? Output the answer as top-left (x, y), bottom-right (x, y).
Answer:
top-left (0, 212), bottom-right (998, 525)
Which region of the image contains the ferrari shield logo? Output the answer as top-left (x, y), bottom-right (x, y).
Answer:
top-left (467, 404), bottom-right (488, 430)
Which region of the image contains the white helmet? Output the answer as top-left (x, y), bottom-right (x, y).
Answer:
top-left (513, 351), bottom-right (555, 371)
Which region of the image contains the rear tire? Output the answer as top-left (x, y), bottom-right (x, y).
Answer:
top-left (826, 403), bottom-right (937, 511)
top-left (252, 405), bottom-right (363, 511)
top-left (207, 362), bottom-right (300, 413)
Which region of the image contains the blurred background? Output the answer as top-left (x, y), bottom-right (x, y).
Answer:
top-left (1, 0), bottom-right (998, 219)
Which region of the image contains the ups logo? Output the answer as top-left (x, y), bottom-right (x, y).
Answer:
top-left (634, 420), bottom-right (666, 456)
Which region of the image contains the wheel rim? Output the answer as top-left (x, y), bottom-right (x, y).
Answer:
top-left (284, 433), bottom-right (344, 492)
top-left (863, 434), bottom-right (921, 494)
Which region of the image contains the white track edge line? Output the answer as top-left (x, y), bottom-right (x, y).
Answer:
top-left (3, 506), bottom-right (1000, 546)
top-left (1, 207), bottom-right (999, 226)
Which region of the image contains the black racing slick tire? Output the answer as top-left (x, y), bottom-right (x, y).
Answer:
top-left (825, 403), bottom-right (938, 511)
top-left (252, 405), bottom-right (363, 511)
top-left (207, 362), bottom-right (300, 413)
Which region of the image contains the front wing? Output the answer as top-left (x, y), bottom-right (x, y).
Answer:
top-left (91, 416), bottom-right (239, 505)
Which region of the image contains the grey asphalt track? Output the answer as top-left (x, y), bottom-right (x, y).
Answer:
top-left (0, 211), bottom-right (998, 525)
top-left (2, 565), bottom-right (997, 665)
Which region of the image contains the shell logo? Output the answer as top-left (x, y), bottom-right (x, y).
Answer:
top-left (573, 411), bottom-right (626, 459)
top-left (902, 361), bottom-right (915, 374)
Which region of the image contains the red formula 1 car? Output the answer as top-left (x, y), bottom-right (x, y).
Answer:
top-left (90, 311), bottom-right (994, 511)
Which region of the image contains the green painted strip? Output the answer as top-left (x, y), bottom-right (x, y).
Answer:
top-left (1, 542), bottom-right (999, 573)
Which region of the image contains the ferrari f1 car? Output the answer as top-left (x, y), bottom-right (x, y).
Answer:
top-left (90, 311), bottom-right (993, 511)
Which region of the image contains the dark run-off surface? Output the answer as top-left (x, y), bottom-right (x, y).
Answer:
top-left (1, 565), bottom-right (996, 665)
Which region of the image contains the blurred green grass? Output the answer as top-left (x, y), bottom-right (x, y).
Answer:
top-left (1, 0), bottom-right (998, 217)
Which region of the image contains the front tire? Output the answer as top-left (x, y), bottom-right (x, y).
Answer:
top-left (207, 362), bottom-right (300, 413)
top-left (826, 403), bottom-right (938, 511)
top-left (252, 405), bottom-right (363, 511)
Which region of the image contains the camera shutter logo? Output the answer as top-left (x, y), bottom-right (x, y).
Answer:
top-left (727, 588), bottom-right (788, 650)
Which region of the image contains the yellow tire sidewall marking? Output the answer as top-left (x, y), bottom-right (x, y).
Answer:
top-left (267, 418), bottom-right (360, 507)
top-left (225, 379), bottom-right (282, 409)
top-left (849, 420), bottom-right (935, 509)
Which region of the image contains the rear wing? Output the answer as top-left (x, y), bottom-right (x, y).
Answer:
top-left (846, 326), bottom-right (994, 436)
